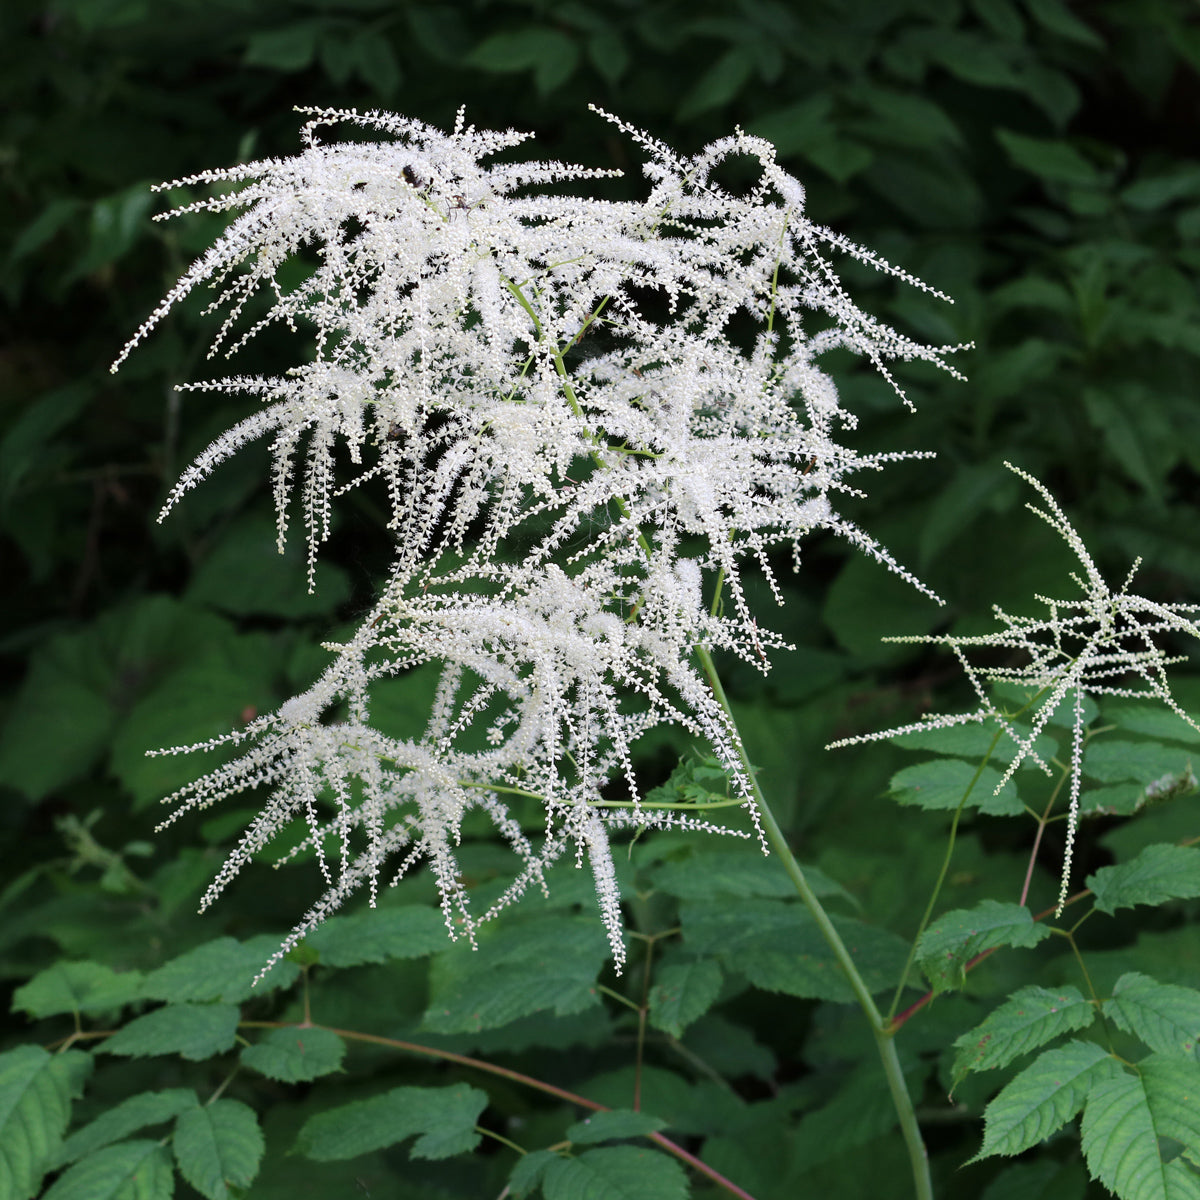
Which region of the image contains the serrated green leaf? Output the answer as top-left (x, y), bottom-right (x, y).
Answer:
top-left (1089, 845), bottom-right (1200, 916)
top-left (996, 129), bottom-right (1103, 188)
top-left (972, 1040), bottom-right (1122, 1160)
top-left (294, 1084), bottom-right (487, 1161)
top-left (55, 1090), bottom-right (197, 1167)
top-left (566, 1109), bottom-right (667, 1145)
top-left (650, 847), bottom-right (848, 902)
top-left (648, 959), bottom-right (723, 1038)
top-left (240, 1026), bottom-right (345, 1083)
top-left (1102, 707), bottom-right (1200, 746)
top-left (13, 961), bottom-right (144, 1019)
top-left (952, 986), bottom-right (1095, 1086)
top-left (304, 905), bottom-right (449, 967)
top-left (0, 1046), bottom-right (92, 1199)
top-left (422, 915), bottom-right (606, 1034)
top-left (1104, 973), bottom-right (1200, 1062)
top-left (140, 936), bottom-right (299, 1003)
top-left (918, 901), bottom-right (1052, 994)
top-left (43, 1140), bottom-right (174, 1200)
top-left (889, 758), bottom-right (1022, 816)
top-left (173, 1100), bottom-right (263, 1200)
top-left (1084, 740), bottom-right (1196, 785)
top-left (1081, 1056), bottom-right (1200, 1200)
top-left (682, 900), bottom-right (910, 1002)
top-left (100, 1004), bottom-right (239, 1061)
top-left (510, 1148), bottom-right (561, 1198)
top-left (542, 1145), bottom-right (688, 1200)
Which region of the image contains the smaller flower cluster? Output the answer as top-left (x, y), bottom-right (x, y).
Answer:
top-left (829, 463), bottom-right (1200, 912)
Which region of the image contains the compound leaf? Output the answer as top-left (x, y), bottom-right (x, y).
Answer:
top-left (972, 1040), bottom-right (1121, 1160)
top-left (953, 985), bottom-right (1096, 1086)
top-left (294, 1084), bottom-right (487, 1161)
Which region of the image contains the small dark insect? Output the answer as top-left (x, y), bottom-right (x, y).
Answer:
top-left (385, 423), bottom-right (405, 443)
top-left (401, 165), bottom-right (425, 189)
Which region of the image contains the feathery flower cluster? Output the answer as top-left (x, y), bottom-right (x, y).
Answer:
top-left (119, 107), bottom-right (965, 968)
top-left (829, 463), bottom-right (1200, 913)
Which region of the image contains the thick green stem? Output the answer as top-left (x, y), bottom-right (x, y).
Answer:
top-left (694, 644), bottom-right (933, 1200)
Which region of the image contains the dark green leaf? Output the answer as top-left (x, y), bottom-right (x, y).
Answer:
top-left (240, 1027), bottom-right (345, 1083)
top-left (648, 959), bottom-right (723, 1038)
top-left (996, 129), bottom-right (1103, 188)
top-left (1081, 1056), bottom-right (1200, 1200)
top-left (173, 1100), bottom-right (263, 1200)
top-left (140, 936), bottom-right (298, 1003)
top-left (0, 1046), bottom-right (92, 1200)
top-left (917, 901), bottom-right (1052, 994)
top-left (55, 1090), bottom-right (197, 1167)
top-left (101, 1004), bottom-right (240, 1061)
top-left (294, 1084), bottom-right (487, 1161)
top-left (972, 1040), bottom-right (1121, 1160)
top-left (1104, 973), bottom-right (1200, 1062)
top-left (509, 1148), bottom-right (561, 1198)
top-left (1088, 845), bottom-right (1200, 916)
top-left (13, 961), bottom-right (144, 1019)
top-left (43, 1140), bottom-right (174, 1200)
top-left (1084, 740), bottom-right (1195, 785)
top-left (304, 905), bottom-right (450, 967)
top-left (243, 23), bottom-right (320, 70)
top-left (952, 985), bottom-right (1095, 1086)
top-left (541, 1146), bottom-right (688, 1200)
top-left (566, 1109), bottom-right (667, 1145)
top-left (888, 758), bottom-right (1022, 816)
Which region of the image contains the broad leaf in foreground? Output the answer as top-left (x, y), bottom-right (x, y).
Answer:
top-left (12, 962), bottom-right (144, 1019)
top-left (0, 1046), bottom-right (91, 1200)
top-left (1081, 1056), bottom-right (1200, 1200)
top-left (43, 1140), bottom-right (175, 1200)
top-left (972, 1040), bottom-right (1122, 1160)
top-left (101, 1004), bottom-right (240, 1062)
top-left (294, 1084), bottom-right (487, 1161)
top-left (54, 1089), bottom-right (198, 1167)
top-left (240, 1026), bottom-right (345, 1083)
top-left (953, 985), bottom-right (1095, 1086)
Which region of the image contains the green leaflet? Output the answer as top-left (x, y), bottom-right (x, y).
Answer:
top-left (172, 1100), bottom-right (264, 1200)
top-left (888, 758), bottom-right (1022, 816)
top-left (12, 961), bottom-right (144, 1020)
top-left (566, 1109), bottom-right (667, 1145)
top-left (139, 936), bottom-right (299, 1003)
top-left (952, 985), bottom-right (1096, 1086)
top-left (1104, 973), bottom-right (1200, 1062)
top-left (240, 1027), bottom-right (345, 1083)
top-left (972, 1040), bottom-right (1122, 1160)
top-left (0, 1046), bottom-right (92, 1200)
top-left (917, 901), bottom-right (1052, 994)
top-left (54, 1090), bottom-right (198, 1167)
top-left (42, 1140), bottom-right (175, 1200)
top-left (294, 1084), bottom-right (487, 1161)
top-left (648, 959), bottom-right (723, 1038)
top-left (541, 1146), bottom-right (689, 1200)
top-left (100, 1004), bottom-right (240, 1062)
top-left (1081, 1056), bottom-right (1200, 1200)
top-left (422, 914), bottom-right (608, 1034)
top-left (1088, 845), bottom-right (1200, 915)
top-left (304, 905), bottom-right (451, 967)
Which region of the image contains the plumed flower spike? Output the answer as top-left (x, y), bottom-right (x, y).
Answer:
top-left (828, 462), bottom-right (1200, 914)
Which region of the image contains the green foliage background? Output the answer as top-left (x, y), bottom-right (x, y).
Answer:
top-left (2, 1), bottom-right (1199, 1198)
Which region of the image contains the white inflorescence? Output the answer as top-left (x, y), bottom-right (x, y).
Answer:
top-left (120, 106), bottom-right (966, 971)
top-left (829, 462), bottom-right (1200, 915)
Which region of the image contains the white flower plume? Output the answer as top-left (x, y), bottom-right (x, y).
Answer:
top-left (117, 106), bottom-right (967, 966)
top-left (829, 462), bottom-right (1200, 913)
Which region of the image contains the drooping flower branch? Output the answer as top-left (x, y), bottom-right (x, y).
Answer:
top-left (118, 106), bottom-right (966, 967)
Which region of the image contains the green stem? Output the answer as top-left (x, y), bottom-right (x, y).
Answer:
top-left (694, 644), bottom-right (933, 1200)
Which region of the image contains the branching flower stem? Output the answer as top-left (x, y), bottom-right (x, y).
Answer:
top-left (693, 644), bottom-right (933, 1200)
